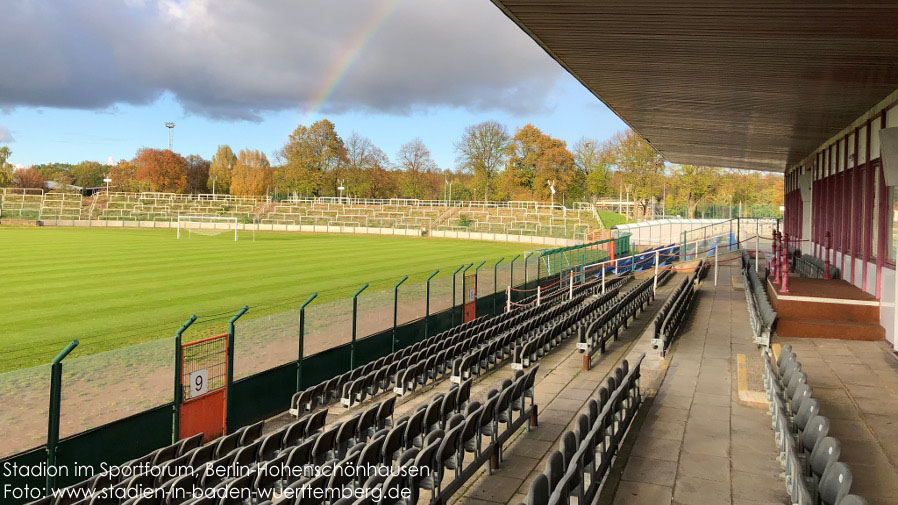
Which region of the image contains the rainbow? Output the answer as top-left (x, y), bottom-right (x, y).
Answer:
top-left (303, 0), bottom-right (404, 118)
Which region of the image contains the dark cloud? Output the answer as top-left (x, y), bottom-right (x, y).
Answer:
top-left (0, 126), bottom-right (14, 142)
top-left (0, 0), bottom-right (563, 120)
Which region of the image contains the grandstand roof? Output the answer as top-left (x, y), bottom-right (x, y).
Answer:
top-left (489, 1), bottom-right (898, 172)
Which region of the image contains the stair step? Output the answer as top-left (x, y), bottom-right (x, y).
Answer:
top-left (776, 317), bottom-right (884, 341)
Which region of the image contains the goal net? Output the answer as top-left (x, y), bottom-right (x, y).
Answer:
top-left (177, 215), bottom-right (239, 241)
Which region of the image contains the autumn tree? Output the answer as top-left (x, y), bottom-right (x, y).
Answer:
top-left (396, 138), bottom-right (438, 199)
top-left (230, 149), bottom-right (271, 197)
top-left (502, 125), bottom-right (577, 202)
top-left (108, 160), bottom-right (141, 192)
top-left (209, 145), bottom-right (237, 194)
top-left (455, 121), bottom-right (509, 201)
top-left (185, 155), bottom-right (210, 194)
top-left (134, 148), bottom-right (188, 193)
top-left (282, 119), bottom-right (347, 197)
top-left (13, 167), bottom-right (47, 190)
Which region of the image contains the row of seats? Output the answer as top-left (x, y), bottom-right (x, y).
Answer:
top-left (519, 354), bottom-right (646, 505)
top-left (789, 248), bottom-right (841, 280)
top-left (763, 345), bottom-right (866, 505)
top-left (580, 273), bottom-right (670, 362)
top-left (740, 254), bottom-right (777, 348)
top-left (290, 316), bottom-right (491, 412)
top-left (515, 288), bottom-right (623, 370)
top-left (651, 261), bottom-right (710, 357)
top-left (31, 422), bottom-right (267, 505)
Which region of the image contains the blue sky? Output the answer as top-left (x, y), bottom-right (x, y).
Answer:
top-left (0, 0), bottom-right (627, 169)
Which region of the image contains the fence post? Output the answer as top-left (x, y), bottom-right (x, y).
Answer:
top-left (392, 276), bottom-right (408, 353)
top-left (536, 254), bottom-right (542, 283)
top-left (451, 264), bottom-right (465, 326)
top-left (492, 257), bottom-right (504, 316)
top-left (46, 339), bottom-right (79, 496)
top-left (506, 286), bottom-right (511, 312)
top-left (297, 293), bottom-right (317, 392)
top-left (602, 266), bottom-right (606, 293)
top-left (569, 271), bottom-right (574, 300)
top-left (681, 231), bottom-right (687, 260)
top-left (350, 284), bottom-right (369, 369)
top-left (537, 285), bottom-right (541, 306)
top-left (509, 254), bottom-right (520, 291)
top-left (755, 233), bottom-right (760, 273)
top-left (173, 316), bottom-right (197, 444)
top-left (225, 305), bottom-right (249, 434)
top-left (714, 244), bottom-right (719, 286)
top-left (654, 250), bottom-right (660, 295)
top-left (523, 253), bottom-right (529, 286)
top-left (424, 270), bottom-right (439, 339)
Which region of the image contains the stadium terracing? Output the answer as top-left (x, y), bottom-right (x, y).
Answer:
top-left (0, 189), bottom-right (606, 243)
top-left (4, 2), bottom-right (898, 505)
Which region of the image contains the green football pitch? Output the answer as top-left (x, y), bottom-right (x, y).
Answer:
top-left (0, 227), bottom-right (533, 373)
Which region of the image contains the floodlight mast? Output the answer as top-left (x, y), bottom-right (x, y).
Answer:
top-left (165, 122), bottom-right (175, 150)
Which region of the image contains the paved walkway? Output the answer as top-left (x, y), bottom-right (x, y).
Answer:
top-left (777, 337), bottom-right (898, 505)
top-left (613, 265), bottom-right (789, 505)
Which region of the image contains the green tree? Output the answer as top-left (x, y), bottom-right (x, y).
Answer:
top-left (612, 129), bottom-right (666, 218)
top-left (574, 138), bottom-right (614, 198)
top-left (71, 161), bottom-right (106, 188)
top-left (673, 165), bottom-right (720, 218)
top-left (0, 147), bottom-right (15, 186)
top-left (455, 121), bottom-right (509, 201)
top-left (209, 145), bottom-right (237, 194)
top-left (282, 119), bottom-right (347, 197)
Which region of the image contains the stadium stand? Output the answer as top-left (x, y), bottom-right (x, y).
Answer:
top-left (764, 344), bottom-right (868, 505)
top-left (789, 247), bottom-right (841, 280)
top-left (741, 254), bottom-right (778, 347)
top-left (16, 192), bottom-right (599, 239)
top-left (651, 260), bottom-right (711, 356)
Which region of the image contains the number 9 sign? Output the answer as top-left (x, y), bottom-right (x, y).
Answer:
top-left (189, 369), bottom-right (208, 398)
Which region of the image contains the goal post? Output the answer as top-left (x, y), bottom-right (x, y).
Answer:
top-left (177, 215), bottom-right (239, 241)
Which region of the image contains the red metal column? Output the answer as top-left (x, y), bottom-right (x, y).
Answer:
top-left (852, 128), bottom-right (860, 285)
top-left (863, 119), bottom-right (873, 292)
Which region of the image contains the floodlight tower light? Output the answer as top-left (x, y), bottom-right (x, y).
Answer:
top-left (165, 122), bottom-right (176, 150)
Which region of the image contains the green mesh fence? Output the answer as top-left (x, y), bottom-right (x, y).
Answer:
top-left (0, 364), bottom-right (50, 457)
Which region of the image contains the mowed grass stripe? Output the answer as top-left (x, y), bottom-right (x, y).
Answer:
top-left (2, 232), bottom-right (474, 281)
top-left (2, 238), bottom-right (501, 316)
top-left (0, 227), bottom-right (531, 372)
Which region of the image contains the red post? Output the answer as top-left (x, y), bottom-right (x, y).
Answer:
top-left (781, 233), bottom-right (791, 294)
top-left (772, 231), bottom-right (781, 284)
top-left (823, 232), bottom-right (832, 280)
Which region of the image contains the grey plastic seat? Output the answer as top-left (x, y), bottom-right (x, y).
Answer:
top-left (792, 398), bottom-right (820, 435)
top-left (790, 383), bottom-right (813, 415)
top-left (809, 436), bottom-right (841, 480)
top-left (544, 450), bottom-right (565, 492)
top-left (524, 473), bottom-right (550, 505)
top-left (836, 495), bottom-right (868, 505)
top-left (819, 461), bottom-right (852, 505)
top-left (801, 415), bottom-right (830, 454)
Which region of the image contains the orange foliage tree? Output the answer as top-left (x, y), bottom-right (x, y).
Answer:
top-left (134, 148), bottom-right (188, 193)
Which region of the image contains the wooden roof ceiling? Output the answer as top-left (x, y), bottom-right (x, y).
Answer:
top-left (489, 1), bottom-right (898, 171)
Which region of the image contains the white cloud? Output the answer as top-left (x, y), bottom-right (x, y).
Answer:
top-left (0, 125), bottom-right (14, 142)
top-left (0, 0), bottom-right (563, 120)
